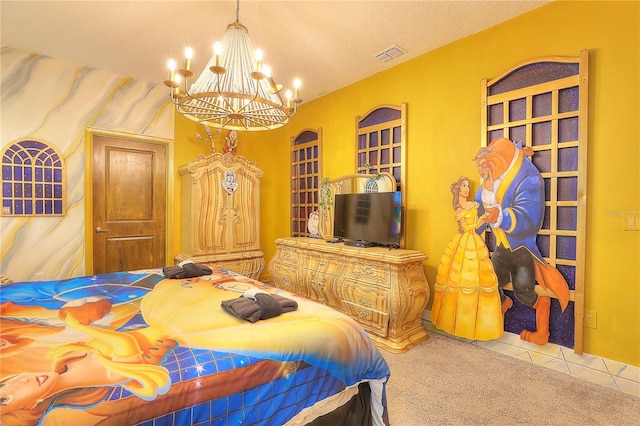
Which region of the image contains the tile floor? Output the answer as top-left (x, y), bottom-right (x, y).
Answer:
top-left (423, 318), bottom-right (640, 399)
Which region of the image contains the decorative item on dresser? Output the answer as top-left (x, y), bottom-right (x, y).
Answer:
top-left (269, 237), bottom-right (430, 353)
top-left (176, 152), bottom-right (265, 279)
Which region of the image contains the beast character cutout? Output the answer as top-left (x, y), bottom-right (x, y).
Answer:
top-left (474, 138), bottom-right (570, 345)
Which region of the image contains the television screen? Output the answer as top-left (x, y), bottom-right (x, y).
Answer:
top-left (333, 191), bottom-right (402, 247)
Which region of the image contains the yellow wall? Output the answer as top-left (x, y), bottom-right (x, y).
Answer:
top-left (174, 1), bottom-right (639, 366)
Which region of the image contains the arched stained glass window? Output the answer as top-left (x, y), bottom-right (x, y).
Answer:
top-left (1, 140), bottom-right (65, 216)
top-left (290, 129), bottom-right (322, 237)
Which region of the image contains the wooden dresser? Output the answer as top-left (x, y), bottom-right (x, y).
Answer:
top-left (175, 153), bottom-right (265, 279)
top-left (268, 237), bottom-right (430, 353)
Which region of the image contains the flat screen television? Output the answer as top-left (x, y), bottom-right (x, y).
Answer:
top-left (333, 191), bottom-right (402, 248)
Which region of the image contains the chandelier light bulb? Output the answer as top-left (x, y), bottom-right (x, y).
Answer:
top-left (255, 48), bottom-right (263, 73)
top-left (185, 47), bottom-right (193, 71)
top-left (214, 42), bottom-right (222, 66)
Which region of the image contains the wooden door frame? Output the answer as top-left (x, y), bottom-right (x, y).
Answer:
top-left (84, 128), bottom-right (174, 275)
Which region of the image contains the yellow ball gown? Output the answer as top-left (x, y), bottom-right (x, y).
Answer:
top-left (430, 203), bottom-right (503, 340)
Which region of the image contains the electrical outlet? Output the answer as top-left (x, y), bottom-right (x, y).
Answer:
top-left (584, 310), bottom-right (597, 329)
top-left (623, 211), bottom-right (640, 231)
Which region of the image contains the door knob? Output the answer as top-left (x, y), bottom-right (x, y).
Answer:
top-left (95, 227), bottom-right (110, 233)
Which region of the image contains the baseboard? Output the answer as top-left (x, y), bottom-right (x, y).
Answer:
top-left (422, 310), bottom-right (640, 398)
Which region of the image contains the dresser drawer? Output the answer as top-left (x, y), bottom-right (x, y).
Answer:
top-left (342, 300), bottom-right (389, 338)
top-left (342, 280), bottom-right (389, 313)
top-left (274, 245), bottom-right (301, 266)
top-left (344, 260), bottom-right (391, 288)
top-left (268, 260), bottom-right (304, 296)
top-left (307, 270), bottom-right (342, 310)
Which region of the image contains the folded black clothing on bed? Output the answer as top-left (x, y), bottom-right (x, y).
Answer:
top-left (163, 266), bottom-right (186, 279)
top-left (221, 293), bottom-right (298, 323)
top-left (162, 263), bottom-right (212, 279)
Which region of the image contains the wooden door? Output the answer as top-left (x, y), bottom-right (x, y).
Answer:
top-left (93, 135), bottom-right (166, 274)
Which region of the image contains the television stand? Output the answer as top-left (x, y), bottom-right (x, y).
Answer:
top-left (269, 237), bottom-right (430, 353)
top-left (344, 239), bottom-right (376, 248)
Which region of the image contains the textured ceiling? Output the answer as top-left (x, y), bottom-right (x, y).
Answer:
top-left (1, 1), bottom-right (550, 103)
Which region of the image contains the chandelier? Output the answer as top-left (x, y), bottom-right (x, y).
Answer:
top-left (164, 0), bottom-right (301, 131)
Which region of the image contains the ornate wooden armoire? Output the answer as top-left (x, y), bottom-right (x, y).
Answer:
top-left (175, 153), bottom-right (265, 279)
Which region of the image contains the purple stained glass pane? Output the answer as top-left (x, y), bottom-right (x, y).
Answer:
top-left (557, 265), bottom-right (576, 289)
top-left (559, 87), bottom-right (579, 113)
top-left (358, 134), bottom-right (366, 150)
top-left (509, 126), bottom-right (526, 144)
top-left (2, 165), bottom-right (11, 180)
top-left (532, 121), bottom-right (551, 146)
top-left (35, 184), bottom-right (43, 197)
top-left (542, 206), bottom-right (550, 230)
top-left (393, 146), bottom-right (401, 163)
top-left (543, 178), bottom-right (551, 201)
top-left (537, 234), bottom-right (550, 258)
top-left (35, 167), bottom-right (43, 182)
top-left (557, 235), bottom-right (576, 260)
top-left (3, 183), bottom-right (11, 197)
top-left (368, 151), bottom-right (378, 166)
top-left (488, 129), bottom-right (503, 142)
top-left (381, 129), bottom-right (390, 145)
top-left (45, 184), bottom-right (52, 198)
top-left (558, 177), bottom-right (578, 201)
top-left (306, 147), bottom-right (313, 159)
top-left (558, 147), bottom-right (578, 172)
top-left (557, 206), bottom-right (577, 231)
top-left (13, 166), bottom-right (22, 180)
top-left (532, 92), bottom-right (552, 118)
top-left (54, 184), bottom-right (62, 198)
top-left (489, 62), bottom-right (579, 95)
top-left (299, 178), bottom-right (305, 190)
top-left (359, 107), bottom-right (401, 128)
top-left (2, 200), bottom-right (10, 211)
top-left (294, 130), bottom-right (318, 145)
top-left (25, 200), bottom-right (33, 215)
top-left (15, 200), bottom-right (23, 215)
top-left (532, 149), bottom-right (551, 173)
top-left (24, 183), bottom-right (32, 197)
top-left (380, 167), bottom-right (390, 174)
top-left (393, 126), bottom-right (401, 143)
top-left (313, 192), bottom-right (318, 204)
top-left (369, 132), bottom-right (379, 148)
top-left (358, 152), bottom-right (366, 166)
top-left (45, 200), bottom-right (53, 214)
top-left (489, 103), bottom-right (503, 126)
top-left (44, 157), bottom-right (52, 167)
top-left (299, 149), bottom-right (306, 161)
top-left (45, 168), bottom-right (52, 182)
top-left (24, 167), bottom-right (33, 181)
top-left (509, 98), bottom-right (527, 121)
top-left (314, 161), bottom-right (318, 174)
top-left (559, 117), bottom-right (579, 142)
top-left (13, 183), bottom-right (22, 197)
top-left (393, 167), bottom-right (401, 184)
top-left (381, 148), bottom-right (390, 164)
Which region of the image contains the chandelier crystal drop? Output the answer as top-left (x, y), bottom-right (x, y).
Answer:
top-left (164, 0), bottom-right (301, 131)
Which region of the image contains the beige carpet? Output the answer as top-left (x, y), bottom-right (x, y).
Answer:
top-left (380, 333), bottom-right (640, 425)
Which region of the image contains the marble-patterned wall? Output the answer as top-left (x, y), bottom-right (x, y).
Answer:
top-left (0, 47), bottom-right (174, 282)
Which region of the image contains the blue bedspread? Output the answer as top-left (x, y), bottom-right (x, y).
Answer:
top-left (0, 267), bottom-right (390, 425)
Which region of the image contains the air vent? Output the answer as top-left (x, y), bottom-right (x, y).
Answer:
top-left (373, 45), bottom-right (407, 63)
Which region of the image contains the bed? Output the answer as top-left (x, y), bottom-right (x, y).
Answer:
top-left (0, 266), bottom-right (390, 425)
